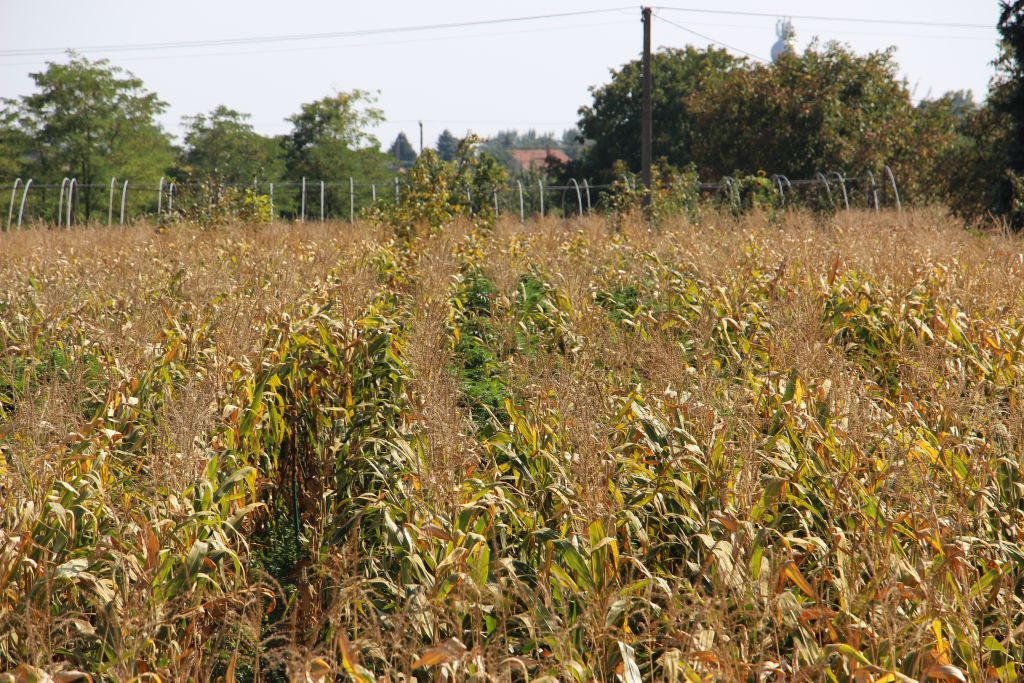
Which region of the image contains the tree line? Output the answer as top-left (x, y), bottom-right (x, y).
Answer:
top-left (2, 0), bottom-right (1022, 226)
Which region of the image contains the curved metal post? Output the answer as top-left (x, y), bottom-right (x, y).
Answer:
top-left (770, 174), bottom-right (786, 205)
top-left (108, 178), bottom-right (116, 226)
top-left (517, 180), bottom-right (524, 222)
top-left (7, 178), bottom-right (22, 230)
top-left (300, 177), bottom-right (306, 221)
top-left (583, 179), bottom-right (592, 212)
top-left (17, 179), bottom-right (32, 229)
top-left (538, 179), bottom-right (544, 217)
top-left (865, 171), bottom-right (879, 211)
top-left (815, 172), bottom-right (835, 209)
top-left (570, 179), bottom-right (583, 216)
top-left (828, 172), bottom-right (849, 211)
top-left (120, 180), bottom-right (129, 225)
top-left (58, 177), bottom-right (70, 228)
top-left (883, 165), bottom-right (901, 211)
top-left (349, 177), bottom-right (354, 222)
top-left (157, 176), bottom-right (165, 219)
top-left (320, 180), bottom-right (325, 221)
top-left (66, 178), bottom-right (77, 228)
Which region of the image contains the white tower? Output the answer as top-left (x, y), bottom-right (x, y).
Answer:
top-left (771, 18), bottom-right (796, 62)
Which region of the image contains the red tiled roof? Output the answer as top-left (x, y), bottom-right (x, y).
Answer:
top-left (509, 148), bottom-right (570, 170)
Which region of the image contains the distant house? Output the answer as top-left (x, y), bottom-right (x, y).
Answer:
top-left (509, 148), bottom-right (570, 172)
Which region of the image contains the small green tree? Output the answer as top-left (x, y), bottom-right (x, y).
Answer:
top-left (180, 106), bottom-right (284, 185)
top-left (387, 132), bottom-right (417, 165)
top-left (4, 52), bottom-right (174, 221)
top-left (436, 129), bottom-right (459, 161)
top-left (283, 90), bottom-right (392, 218)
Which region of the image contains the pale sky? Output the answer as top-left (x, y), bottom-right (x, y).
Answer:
top-left (0, 1), bottom-right (1004, 151)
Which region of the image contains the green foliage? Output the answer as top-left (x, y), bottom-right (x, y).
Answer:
top-left (372, 136), bottom-right (509, 235)
top-left (3, 51), bottom-right (174, 221)
top-left (435, 128), bottom-right (459, 161)
top-left (387, 131), bottom-right (417, 165)
top-left (179, 106), bottom-right (285, 185)
top-left (283, 90), bottom-right (392, 217)
top-left (169, 180), bottom-right (273, 227)
top-left (578, 46), bottom-right (742, 183)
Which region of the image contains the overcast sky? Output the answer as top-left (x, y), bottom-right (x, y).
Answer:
top-left (0, 1), bottom-right (1004, 151)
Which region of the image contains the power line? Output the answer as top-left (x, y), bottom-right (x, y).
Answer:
top-left (654, 6), bottom-right (992, 30)
top-left (0, 7), bottom-right (634, 58)
top-left (654, 13), bottom-right (767, 62)
top-left (0, 18), bottom-right (633, 68)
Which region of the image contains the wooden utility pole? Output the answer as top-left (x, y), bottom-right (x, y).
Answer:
top-left (641, 6), bottom-right (653, 202)
top-left (419, 120), bottom-right (424, 155)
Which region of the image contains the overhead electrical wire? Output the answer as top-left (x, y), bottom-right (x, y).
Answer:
top-left (0, 18), bottom-right (633, 68)
top-left (654, 12), bottom-right (768, 61)
top-left (0, 7), bottom-right (635, 58)
top-left (654, 6), bottom-right (992, 30)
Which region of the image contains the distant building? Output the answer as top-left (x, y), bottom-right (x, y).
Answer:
top-left (509, 148), bottom-right (570, 172)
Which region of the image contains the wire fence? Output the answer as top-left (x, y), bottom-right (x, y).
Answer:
top-left (1, 167), bottom-right (901, 230)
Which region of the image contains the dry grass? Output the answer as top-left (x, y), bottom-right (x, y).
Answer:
top-left (2, 208), bottom-right (1023, 682)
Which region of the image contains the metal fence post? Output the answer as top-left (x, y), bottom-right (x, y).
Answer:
top-left (371, 184), bottom-right (376, 203)
top-left (517, 180), bottom-right (524, 222)
top-left (493, 189), bottom-right (499, 216)
top-left (538, 179), bottom-right (544, 217)
top-left (58, 177), bottom-right (70, 228)
top-left (120, 180), bottom-right (129, 225)
top-left (583, 180), bottom-right (592, 212)
top-left (17, 179), bottom-right (32, 229)
top-left (320, 180), bottom-right (325, 221)
top-left (157, 176), bottom-right (165, 219)
top-left (301, 177), bottom-right (306, 221)
top-left (169, 182), bottom-right (175, 212)
top-left (6, 178), bottom-right (21, 231)
top-left (66, 178), bottom-right (76, 228)
top-left (570, 179), bottom-right (583, 216)
top-left (829, 172), bottom-right (849, 211)
top-left (865, 171), bottom-right (879, 211)
top-left (349, 177), bottom-right (354, 222)
top-left (884, 165), bottom-right (902, 211)
top-left (269, 182), bottom-right (274, 220)
top-left (815, 172), bottom-right (835, 210)
top-left (395, 176), bottom-right (399, 203)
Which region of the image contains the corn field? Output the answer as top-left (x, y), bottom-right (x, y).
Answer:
top-left (1, 209), bottom-right (1023, 682)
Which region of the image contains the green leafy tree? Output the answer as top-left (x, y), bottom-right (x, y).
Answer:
top-left (0, 108), bottom-right (31, 181)
top-left (3, 52), bottom-right (174, 220)
top-left (992, 0), bottom-right (1024, 226)
top-left (283, 90), bottom-right (392, 217)
top-left (436, 129), bottom-right (459, 161)
top-left (180, 106), bottom-right (284, 185)
top-left (687, 43), bottom-right (919, 185)
top-left (387, 132), bottom-right (418, 165)
top-left (576, 46), bottom-right (742, 182)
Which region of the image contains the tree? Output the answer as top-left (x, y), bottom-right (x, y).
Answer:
top-left (687, 43), bottom-right (922, 188)
top-left (283, 90), bottom-right (392, 217)
top-left (387, 132), bottom-right (417, 165)
top-left (0, 108), bottom-right (31, 181)
top-left (992, 0), bottom-right (1024, 226)
top-left (436, 129), bottom-right (459, 161)
top-left (4, 52), bottom-right (174, 220)
top-left (577, 46), bottom-right (742, 182)
top-left (180, 106), bottom-right (284, 185)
